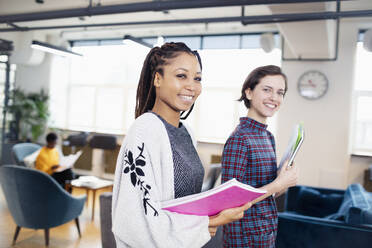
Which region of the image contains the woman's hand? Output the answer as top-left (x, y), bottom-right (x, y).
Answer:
top-left (258, 161), bottom-right (299, 201)
top-left (276, 161), bottom-right (299, 191)
top-left (208, 201), bottom-right (252, 227)
top-left (217, 201), bottom-right (251, 222)
top-left (209, 226), bottom-right (217, 237)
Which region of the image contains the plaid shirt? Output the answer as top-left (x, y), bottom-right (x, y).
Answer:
top-left (222, 117), bottom-right (278, 248)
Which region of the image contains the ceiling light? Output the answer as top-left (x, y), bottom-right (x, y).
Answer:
top-left (31, 40), bottom-right (82, 57)
top-left (156, 36), bottom-right (165, 47)
top-left (363, 29), bottom-right (372, 52)
top-left (260, 33), bottom-right (275, 53)
top-left (122, 35), bottom-right (152, 48)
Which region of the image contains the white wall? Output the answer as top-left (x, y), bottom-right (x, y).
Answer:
top-left (1, 31), bottom-right (54, 93)
top-left (277, 21), bottom-right (359, 189)
top-left (15, 55), bottom-right (53, 93)
top-left (348, 155), bottom-right (371, 185)
top-left (196, 142), bottom-right (224, 178)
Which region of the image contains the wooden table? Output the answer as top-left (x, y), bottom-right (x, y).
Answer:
top-left (69, 177), bottom-right (114, 221)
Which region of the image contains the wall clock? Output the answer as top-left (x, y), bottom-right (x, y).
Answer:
top-left (297, 70), bottom-right (329, 100)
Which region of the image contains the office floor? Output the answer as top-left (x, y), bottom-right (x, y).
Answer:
top-left (0, 187), bottom-right (111, 248)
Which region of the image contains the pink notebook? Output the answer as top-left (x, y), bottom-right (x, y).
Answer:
top-left (161, 178), bottom-right (266, 216)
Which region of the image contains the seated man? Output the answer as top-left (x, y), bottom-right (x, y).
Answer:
top-left (35, 132), bottom-right (74, 188)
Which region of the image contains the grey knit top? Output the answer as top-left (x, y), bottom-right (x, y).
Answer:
top-left (112, 112), bottom-right (210, 247)
top-left (151, 112), bottom-right (204, 199)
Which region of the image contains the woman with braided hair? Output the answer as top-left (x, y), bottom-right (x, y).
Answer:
top-left (112, 42), bottom-right (251, 248)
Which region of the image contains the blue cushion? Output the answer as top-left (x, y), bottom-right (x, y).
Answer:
top-left (337, 194), bottom-right (353, 219)
top-left (338, 184), bottom-right (372, 225)
top-left (296, 187), bottom-right (343, 217)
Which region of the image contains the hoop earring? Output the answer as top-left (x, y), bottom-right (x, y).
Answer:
top-left (180, 103), bottom-right (195, 120)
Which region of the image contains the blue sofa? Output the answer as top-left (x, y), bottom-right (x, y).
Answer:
top-left (276, 184), bottom-right (372, 248)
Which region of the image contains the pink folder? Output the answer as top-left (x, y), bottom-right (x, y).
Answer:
top-left (161, 179), bottom-right (266, 216)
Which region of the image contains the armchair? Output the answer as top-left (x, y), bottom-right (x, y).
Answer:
top-left (0, 165), bottom-right (86, 246)
top-left (11, 142), bottom-right (41, 166)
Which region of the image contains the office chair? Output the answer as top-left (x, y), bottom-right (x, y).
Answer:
top-left (89, 135), bottom-right (117, 177)
top-left (201, 163), bottom-right (222, 192)
top-left (64, 132), bottom-right (89, 153)
top-left (100, 192), bottom-right (116, 248)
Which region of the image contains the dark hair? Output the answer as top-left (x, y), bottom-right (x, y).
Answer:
top-left (135, 42), bottom-right (202, 119)
top-left (46, 132), bottom-right (58, 143)
top-left (238, 65), bottom-right (288, 109)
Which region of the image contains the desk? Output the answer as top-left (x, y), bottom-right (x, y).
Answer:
top-left (69, 176), bottom-right (114, 221)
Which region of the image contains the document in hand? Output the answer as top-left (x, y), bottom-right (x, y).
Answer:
top-left (55, 150), bottom-right (83, 172)
top-left (161, 178), bottom-right (266, 216)
top-left (278, 123), bottom-right (304, 170)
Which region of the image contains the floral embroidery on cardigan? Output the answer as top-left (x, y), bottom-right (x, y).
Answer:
top-left (123, 143), bottom-right (159, 216)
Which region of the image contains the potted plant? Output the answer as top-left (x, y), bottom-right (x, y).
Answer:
top-left (7, 88), bottom-right (49, 142)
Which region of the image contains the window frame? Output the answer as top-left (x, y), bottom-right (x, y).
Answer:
top-left (351, 90), bottom-right (372, 155)
top-left (50, 33), bottom-right (281, 143)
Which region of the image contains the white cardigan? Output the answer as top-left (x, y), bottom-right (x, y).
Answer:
top-left (112, 113), bottom-right (210, 248)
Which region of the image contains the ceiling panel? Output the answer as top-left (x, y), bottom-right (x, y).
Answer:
top-left (0, 0), bottom-right (371, 44)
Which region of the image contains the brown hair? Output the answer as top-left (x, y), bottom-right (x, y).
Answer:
top-left (135, 42), bottom-right (202, 119)
top-left (238, 65), bottom-right (287, 109)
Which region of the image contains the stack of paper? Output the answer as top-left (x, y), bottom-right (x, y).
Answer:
top-left (71, 176), bottom-right (113, 188)
top-left (278, 123), bottom-right (305, 170)
top-left (161, 178), bottom-right (266, 216)
top-left (55, 150), bottom-right (83, 172)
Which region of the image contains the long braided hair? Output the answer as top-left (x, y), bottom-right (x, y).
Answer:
top-left (135, 42), bottom-right (202, 119)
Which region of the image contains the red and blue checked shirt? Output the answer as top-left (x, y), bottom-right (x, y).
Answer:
top-left (222, 117), bottom-right (278, 248)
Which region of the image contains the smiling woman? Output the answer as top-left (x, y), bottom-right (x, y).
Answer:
top-left (134, 43), bottom-right (201, 121)
top-left (222, 65), bottom-right (299, 248)
top-left (112, 42), bottom-right (252, 248)
top-left (151, 52), bottom-right (202, 126)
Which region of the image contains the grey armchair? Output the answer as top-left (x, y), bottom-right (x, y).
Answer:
top-left (0, 165), bottom-right (86, 246)
top-left (201, 163), bottom-right (222, 192)
top-left (11, 142), bottom-right (41, 166)
top-left (100, 192), bottom-right (116, 248)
